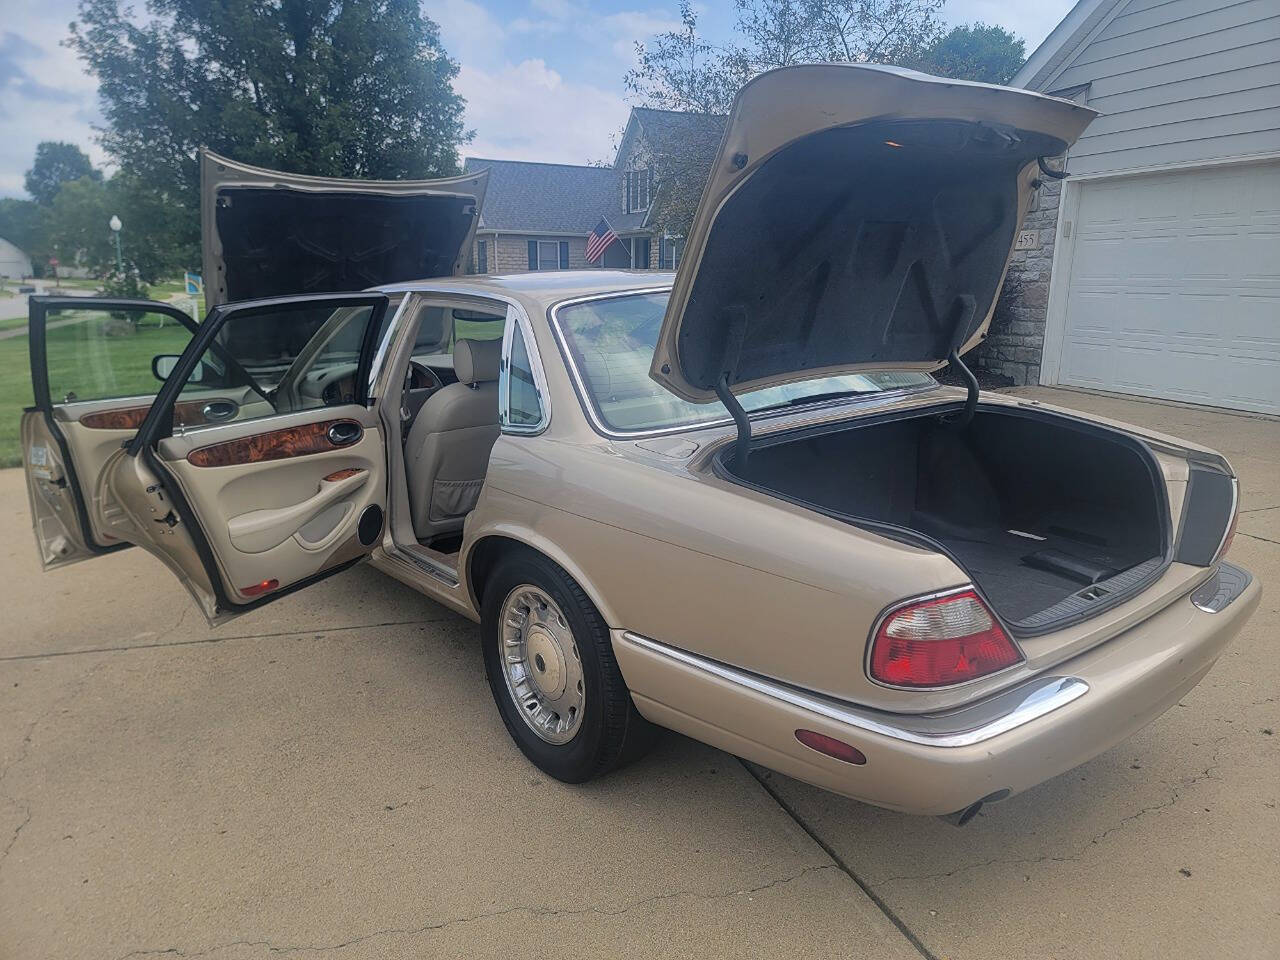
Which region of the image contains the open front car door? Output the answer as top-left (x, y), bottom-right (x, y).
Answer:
top-left (96, 293), bottom-right (393, 625)
top-left (23, 296), bottom-right (201, 569)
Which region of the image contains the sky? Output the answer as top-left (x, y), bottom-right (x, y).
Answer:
top-left (0, 0), bottom-right (1076, 199)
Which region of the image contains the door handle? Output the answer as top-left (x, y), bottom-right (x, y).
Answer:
top-left (227, 469), bottom-right (369, 553)
top-left (202, 399), bottom-right (239, 422)
top-left (327, 421), bottom-right (362, 446)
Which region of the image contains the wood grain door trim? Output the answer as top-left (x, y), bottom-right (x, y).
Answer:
top-left (187, 419), bottom-right (362, 467)
top-left (80, 399), bottom-right (234, 430)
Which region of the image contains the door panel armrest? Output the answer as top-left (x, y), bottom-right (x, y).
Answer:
top-left (227, 469), bottom-right (368, 553)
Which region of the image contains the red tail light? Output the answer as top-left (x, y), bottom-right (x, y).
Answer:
top-left (869, 589), bottom-right (1021, 688)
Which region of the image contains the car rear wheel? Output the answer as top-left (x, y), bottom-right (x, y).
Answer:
top-left (481, 549), bottom-right (657, 782)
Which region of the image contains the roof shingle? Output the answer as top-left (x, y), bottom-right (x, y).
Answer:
top-left (461, 158), bottom-right (616, 234)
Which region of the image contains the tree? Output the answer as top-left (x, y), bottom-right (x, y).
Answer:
top-left (625, 2), bottom-right (750, 115)
top-left (24, 141), bottom-right (101, 206)
top-left (913, 23), bottom-right (1026, 84)
top-left (625, 0), bottom-right (948, 235)
top-left (627, 0), bottom-right (946, 115)
top-left (67, 0), bottom-right (472, 258)
top-left (42, 173), bottom-right (192, 283)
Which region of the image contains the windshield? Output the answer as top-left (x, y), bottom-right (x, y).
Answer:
top-left (553, 292), bottom-right (935, 432)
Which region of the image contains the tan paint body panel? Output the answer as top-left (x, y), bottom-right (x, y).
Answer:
top-left (648, 64), bottom-right (1097, 402)
top-left (28, 213), bottom-right (1255, 812)
top-left (615, 571), bottom-right (1259, 815)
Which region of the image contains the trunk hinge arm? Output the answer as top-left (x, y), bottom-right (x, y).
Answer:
top-left (715, 373), bottom-right (752, 470)
top-left (942, 348), bottom-right (979, 428)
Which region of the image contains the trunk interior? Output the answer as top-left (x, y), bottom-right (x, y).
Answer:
top-left (724, 406), bottom-right (1169, 633)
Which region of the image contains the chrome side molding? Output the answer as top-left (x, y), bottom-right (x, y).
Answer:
top-left (619, 631), bottom-right (1088, 748)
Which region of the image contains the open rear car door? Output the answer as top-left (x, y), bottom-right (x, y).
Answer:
top-left (94, 293), bottom-right (394, 625)
top-left (23, 296), bottom-right (202, 569)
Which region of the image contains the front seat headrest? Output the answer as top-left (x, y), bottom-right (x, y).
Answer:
top-left (454, 338), bottom-right (502, 385)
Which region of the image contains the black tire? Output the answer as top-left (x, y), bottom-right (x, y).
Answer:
top-left (481, 549), bottom-right (658, 782)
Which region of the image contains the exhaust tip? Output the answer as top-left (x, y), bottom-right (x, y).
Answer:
top-left (939, 789), bottom-right (1011, 827)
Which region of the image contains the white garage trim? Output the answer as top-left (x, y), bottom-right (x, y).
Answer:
top-left (1039, 152), bottom-right (1280, 414)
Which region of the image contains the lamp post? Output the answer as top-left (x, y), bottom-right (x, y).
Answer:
top-left (108, 215), bottom-right (123, 274)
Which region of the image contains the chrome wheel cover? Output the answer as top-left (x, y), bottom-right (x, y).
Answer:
top-left (498, 585), bottom-right (586, 744)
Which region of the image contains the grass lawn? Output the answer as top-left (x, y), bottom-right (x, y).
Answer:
top-left (0, 312), bottom-right (192, 468)
top-left (44, 276), bottom-right (102, 291)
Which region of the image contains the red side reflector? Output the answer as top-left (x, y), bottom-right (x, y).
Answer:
top-left (240, 578), bottom-right (279, 598)
top-left (869, 589), bottom-right (1022, 688)
top-left (795, 729), bottom-right (866, 765)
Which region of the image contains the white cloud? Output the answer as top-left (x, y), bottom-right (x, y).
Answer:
top-left (530, 0), bottom-right (573, 19)
top-left (456, 58), bottom-right (627, 165)
top-left (0, 7), bottom-right (109, 198)
top-left (430, 0), bottom-right (509, 65)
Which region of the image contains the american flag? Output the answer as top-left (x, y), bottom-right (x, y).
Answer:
top-left (585, 217), bottom-right (617, 263)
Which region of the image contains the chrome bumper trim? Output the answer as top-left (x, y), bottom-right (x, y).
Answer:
top-left (619, 632), bottom-right (1088, 749)
top-left (1191, 561), bottom-right (1252, 614)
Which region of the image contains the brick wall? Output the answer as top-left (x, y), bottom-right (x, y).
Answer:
top-left (469, 233), bottom-right (598, 274)
top-left (972, 177), bottom-right (1061, 386)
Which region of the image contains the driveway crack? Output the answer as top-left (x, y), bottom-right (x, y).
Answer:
top-left (882, 739), bottom-right (1227, 882)
top-left (740, 762), bottom-right (939, 960)
top-left (112, 865), bottom-right (837, 958)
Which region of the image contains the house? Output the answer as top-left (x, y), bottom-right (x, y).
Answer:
top-left (462, 107), bottom-right (726, 276)
top-left (975, 0), bottom-right (1279, 416)
top-left (0, 237), bottom-right (32, 279)
top-left (609, 108), bottom-right (727, 270)
top-left (459, 158), bottom-right (618, 273)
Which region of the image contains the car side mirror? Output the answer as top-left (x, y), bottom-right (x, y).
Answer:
top-left (152, 355), bottom-right (205, 383)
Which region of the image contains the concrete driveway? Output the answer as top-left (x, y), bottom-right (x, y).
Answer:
top-left (2, 387), bottom-right (1276, 959)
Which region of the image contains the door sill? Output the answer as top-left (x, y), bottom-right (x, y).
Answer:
top-left (395, 542), bottom-right (460, 587)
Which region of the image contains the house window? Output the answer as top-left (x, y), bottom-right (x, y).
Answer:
top-left (476, 240), bottom-right (487, 274)
top-left (528, 239), bottom-right (570, 271)
top-left (626, 167), bottom-right (651, 214)
top-left (631, 236), bottom-right (651, 269)
top-left (658, 237), bottom-right (683, 270)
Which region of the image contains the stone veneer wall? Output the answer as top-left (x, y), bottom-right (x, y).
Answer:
top-left (972, 177), bottom-right (1062, 386)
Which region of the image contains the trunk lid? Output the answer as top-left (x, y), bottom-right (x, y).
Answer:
top-left (649, 64), bottom-right (1096, 403)
top-left (200, 149), bottom-right (487, 306)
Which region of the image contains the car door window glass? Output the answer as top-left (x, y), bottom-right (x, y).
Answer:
top-left (174, 301), bottom-right (380, 431)
top-left (506, 323), bottom-right (543, 429)
top-left (43, 306), bottom-right (193, 405)
top-left (410, 305), bottom-right (505, 370)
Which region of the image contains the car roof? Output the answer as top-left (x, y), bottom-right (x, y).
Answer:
top-left (375, 270), bottom-right (675, 310)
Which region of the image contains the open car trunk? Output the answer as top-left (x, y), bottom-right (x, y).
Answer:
top-left (722, 405), bottom-right (1172, 635)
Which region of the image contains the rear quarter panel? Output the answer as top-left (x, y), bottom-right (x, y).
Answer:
top-left (463, 383), bottom-right (1227, 716)
top-left (469, 432), bottom-right (992, 713)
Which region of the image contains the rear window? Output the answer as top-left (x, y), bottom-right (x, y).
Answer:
top-left (553, 292), bottom-right (934, 433)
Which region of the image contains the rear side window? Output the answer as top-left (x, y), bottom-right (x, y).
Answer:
top-left (43, 306), bottom-right (193, 404)
top-left (172, 301), bottom-right (382, 432)
top-left (504, 323), bottom-right (544, 430)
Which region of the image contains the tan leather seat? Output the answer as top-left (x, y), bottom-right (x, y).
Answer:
top-left (406, 339), bottom-right (501, 541)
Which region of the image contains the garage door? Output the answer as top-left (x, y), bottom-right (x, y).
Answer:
top-left (1052, 161), bottom-right (1280, 415)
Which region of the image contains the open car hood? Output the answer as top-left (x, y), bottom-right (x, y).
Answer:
top-left (201, 149), bottom-right (487, 306)
top-left (649, 64), bottom-right (1096, 403)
